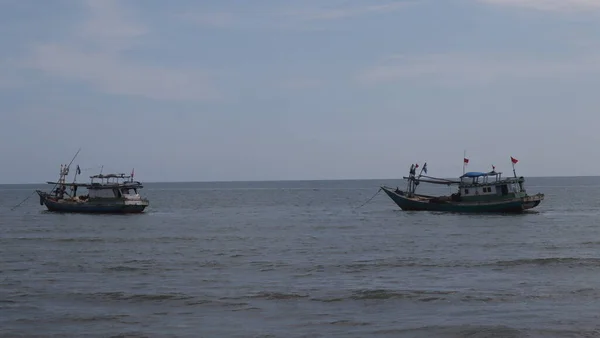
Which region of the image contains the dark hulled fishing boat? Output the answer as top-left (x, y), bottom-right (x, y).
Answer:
top-left (381, 157), bottom-right (544, 213)
top-left (36, 159), bottom-right (149, 214)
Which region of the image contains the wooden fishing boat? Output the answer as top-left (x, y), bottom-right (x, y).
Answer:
top-left (382, 158), bottom-right (544, 213)
top-left (36, 156), bottom-right (149, 214)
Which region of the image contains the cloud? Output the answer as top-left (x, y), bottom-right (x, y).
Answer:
top-left (358, 53), bottom-right (600, 86)
top-left (0, 61), bottom-right (25, 89)
top-left (476, 0), bottom-right (600, 12)
top-left (289, 1), bottom-right (414, 21)
top-left (178, 12), bottom-right (236, 28)
top-left (81, 0), bottom-right (146, 45)
top-left (279, 77), bottom-right (323, 90)
top-left (22, 0), bottom-right (217, 101)
top-left (181, 1), bottom-right (414, 29)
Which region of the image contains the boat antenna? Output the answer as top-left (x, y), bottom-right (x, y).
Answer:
top-left (418, 162), bottom-right (427, 178)
top-left (66, 148), bottom-right (81, 171)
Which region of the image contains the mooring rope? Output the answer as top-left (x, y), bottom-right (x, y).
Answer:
top-left (10, 190), bottom-right (37, 211)
top-left (354, 188), bottom-right (383, 210)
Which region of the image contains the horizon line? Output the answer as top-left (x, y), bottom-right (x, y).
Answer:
top-left (1, 175), bottom-right (599, 185)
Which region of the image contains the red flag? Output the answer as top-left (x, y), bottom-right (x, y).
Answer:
top-left (492, 165), bottom-right (495, 170)
top-left (510, 157), bottom-right (518, 164)
top-left (131, 168), bottom-right (135, 177)
top-left (464, 158), bottom-right (469, 164)
top-left (415, 164), bottom-right (419, 168)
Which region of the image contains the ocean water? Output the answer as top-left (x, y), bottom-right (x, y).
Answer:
top-left (2, 177), bottom-right (600, 337)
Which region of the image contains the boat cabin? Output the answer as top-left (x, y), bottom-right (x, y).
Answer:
top-left (48, 173), bottom-right (143, 200)
top-left (87, 185), bottom-right (140, 199)
top-left (87, 174), bottom-right (142, 199)
top-left (459, 171), bottom-right (526, 199)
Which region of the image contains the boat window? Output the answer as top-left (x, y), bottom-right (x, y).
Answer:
top-left (89, 188), bottom-right (116, 198)
top-left (464, 188), bottom-right (469, 195)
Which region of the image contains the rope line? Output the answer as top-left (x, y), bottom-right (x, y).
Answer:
top-left (10, 190), bottom-right (37, 211)
top-left (354, 188), bottom-right (382, 210)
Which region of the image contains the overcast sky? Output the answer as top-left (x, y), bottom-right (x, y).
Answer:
top-left (1, 0), bottom-right (599, 183)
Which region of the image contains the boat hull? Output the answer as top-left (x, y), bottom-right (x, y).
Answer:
top-left (37, 191), bottom-right (148, 214)
top-left (381, 186), bottom-right (543, 213)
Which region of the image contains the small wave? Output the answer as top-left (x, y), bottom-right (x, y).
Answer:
top-left (62, 314), bottom-right (130, 323)
top-left (104, 266), bottom-right (143, 272)
top-left (56, 237), bottom-right (105, 243)
top-left (155, 236), bottom-right (198, 241)
top-left (351, 289), bottom-right (456, 301)
top-left (103, 259), bottom-right (158, 272)
top-left (494, 257), bottom-right (600, 267)
top-left (198, 260), bottom-right (224, 267)
top-left (311, 290), bottom-right (548, 304)
top-left (571, 288), bottom-right (597, 296)
top-left (184, 299), bottom-right (213, 306)
top-left (371, 325), bottom-right (600, 338)
top-left (231, 306), bottom-right (261, 312)
top-left (328, 320), bottom-right (371, 326)
top-left (109, 332), bottom-right (152, 338)
top-left (243, 292), bottom-right (309, 300)
top-left (83, 291), bottom-right (193, 302)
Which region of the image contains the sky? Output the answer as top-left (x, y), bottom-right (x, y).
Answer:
top-left (1, 0), bottom-right (600, 183)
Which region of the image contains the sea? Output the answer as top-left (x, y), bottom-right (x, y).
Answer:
top-left (2, 177), bottom-right (600, 337)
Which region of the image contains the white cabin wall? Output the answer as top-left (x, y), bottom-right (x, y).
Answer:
top-left (89, 189), bottom-right (115, 198)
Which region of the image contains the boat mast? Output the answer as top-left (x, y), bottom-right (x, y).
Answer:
top-left (50, 148), bottom-right (81, 198)
top-left (511, 156), bottom-right (518, 178)
top-left (405, 164), bottom-right (419, 197)
top-left (463, 150), bottom-right (467, 175)
top-left (56, 164), bottom-right (69, 198)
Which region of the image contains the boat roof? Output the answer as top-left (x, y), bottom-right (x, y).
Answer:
top-left (460, 171), bottom-right (501, 178)
top-left (405, 172), bottom-right (522, 186)
top-left (403, 175), bottom-right (460, 185)
top-left (47, 181), bottom-right (143, 189)
top-left (90, 173), bottom-right (131, 179)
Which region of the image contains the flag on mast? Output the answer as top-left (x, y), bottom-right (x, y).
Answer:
top-left (510, 156), bottom-right (518, 177)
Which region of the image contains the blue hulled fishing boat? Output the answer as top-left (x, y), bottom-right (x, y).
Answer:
top-left (36, 153), bottom-right (149, 214)
top-left (381, 157), bottom-right (544, 213)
